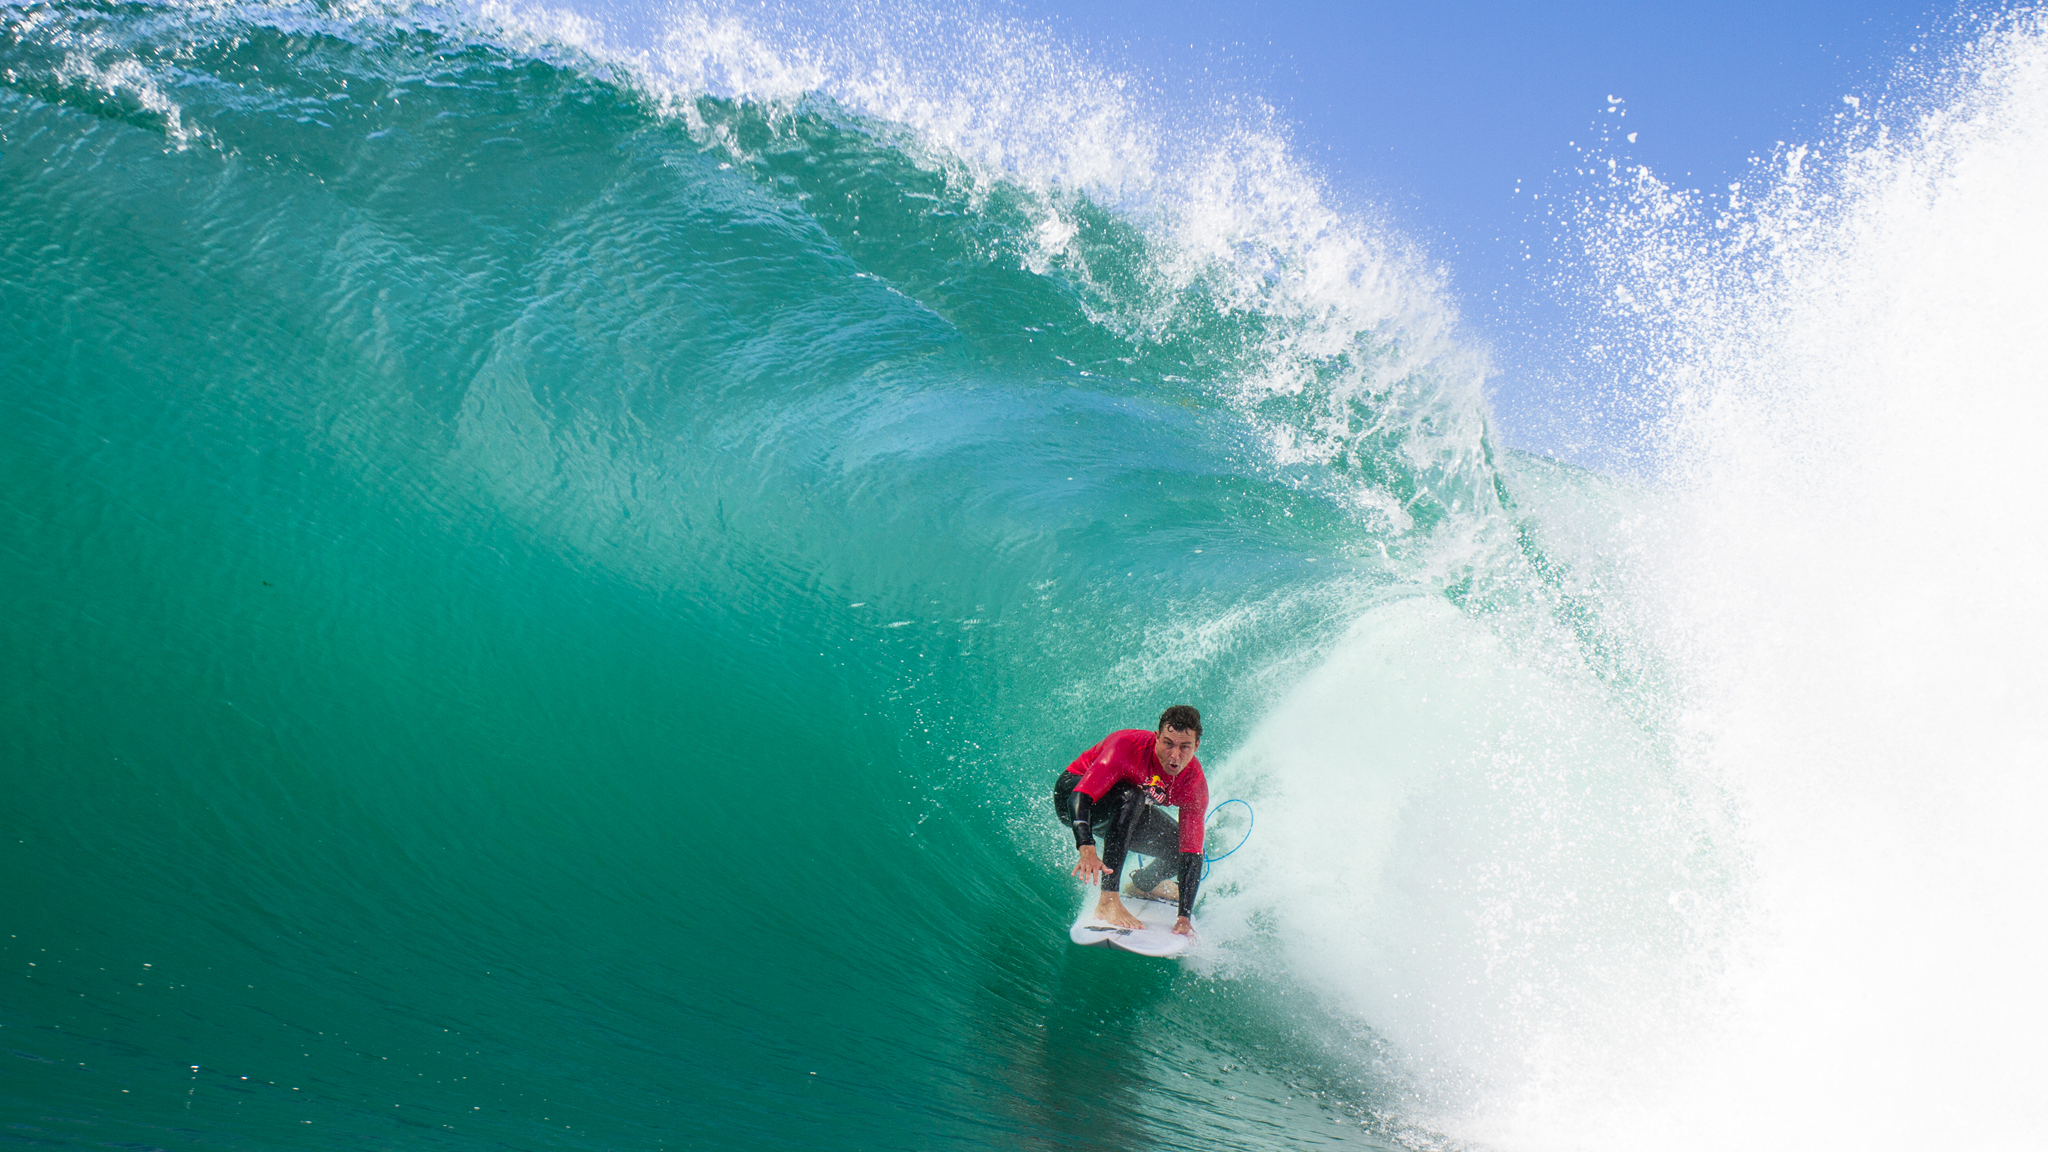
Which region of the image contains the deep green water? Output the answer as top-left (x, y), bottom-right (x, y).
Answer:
top-left (14, 4), bottom-right (2031, 1148)
top-left (0, 4), bottom-right (1540, 1149)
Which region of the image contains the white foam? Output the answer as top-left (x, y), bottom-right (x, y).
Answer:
top-left (1212, 591), bottom-right (1734, 1131)
top-left (1218, 11), bottom-right (2048, 1150)
top-left (4, 3), bottom-right (207, 148)
top-left (1586, 13), bottom-right (2048, 1149)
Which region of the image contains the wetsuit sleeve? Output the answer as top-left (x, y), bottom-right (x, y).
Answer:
top-left (1171, 764), bottom-right (1207, 918)
top-left (1175, 852), bottom-right (1202, 919)
top-left (1063, 734), bottom-right (1115, 851)
top-left (1070, 789), bottom-right (1096, 849)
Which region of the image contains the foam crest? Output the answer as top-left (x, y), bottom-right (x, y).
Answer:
top-left (463, 0), bottom-right (1488, 517)
top-left (1225, 11), bottom-right (2048, 1150)
top-left (1, 2), bottom-right (205, 146)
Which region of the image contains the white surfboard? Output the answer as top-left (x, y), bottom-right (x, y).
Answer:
top-left (1068, 891), bottom-right (1193, 958)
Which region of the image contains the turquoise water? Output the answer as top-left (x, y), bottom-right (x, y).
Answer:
top-left (9, 4), bottom-right (2046, 1150)
top-left (0, 5), bottom-right (1494, 1148)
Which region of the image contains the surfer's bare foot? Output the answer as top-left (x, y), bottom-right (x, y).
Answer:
top-left (1125, 877), bottom-right (1179, 902)
top-left (1094, 892), bottom-right (1145, 930)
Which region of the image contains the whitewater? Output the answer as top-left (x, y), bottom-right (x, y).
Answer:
top-left (2, 2), bottom-right (2043, 1150)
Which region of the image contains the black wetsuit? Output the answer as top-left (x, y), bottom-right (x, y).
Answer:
top-left (1053, 770), bottom-right (1202, 919)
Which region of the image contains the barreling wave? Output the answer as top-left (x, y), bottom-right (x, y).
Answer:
top-left (0, 3), bottom-right (1520, 1150)
top-left (6, 2), bottom-right (2042, 1150)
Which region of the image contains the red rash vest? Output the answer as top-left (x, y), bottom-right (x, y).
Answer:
top-left (1065, 729), bottom-right (1209, 855)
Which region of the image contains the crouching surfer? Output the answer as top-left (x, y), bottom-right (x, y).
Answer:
top-left (1053, 705), bottom-right (1209, 936)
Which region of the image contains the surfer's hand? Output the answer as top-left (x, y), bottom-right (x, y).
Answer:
top-left (1072, 845), bottom-right (1105, 884)
top-left (1172, 917), bottom-right (1195, 937)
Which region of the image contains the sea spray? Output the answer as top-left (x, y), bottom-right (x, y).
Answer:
top-left (1575, 11), bottom-right (2048, 1148)
top-left (1212, 10), bottom-right (2048, 1149)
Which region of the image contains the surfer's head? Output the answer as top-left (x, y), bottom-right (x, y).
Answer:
top-left (1154, 705), bottom-right (1202, 774)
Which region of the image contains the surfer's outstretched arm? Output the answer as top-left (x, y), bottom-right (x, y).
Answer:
top-left (1171, 851), bottom-right (1202, 935)
top-left (1068, 788), bottom-right (1108, 884)
top-left (1068, 787), bottom-right (1146, 928)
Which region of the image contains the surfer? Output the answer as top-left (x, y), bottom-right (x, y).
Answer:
top-left (1053, 705), bottom-right (1209, 935)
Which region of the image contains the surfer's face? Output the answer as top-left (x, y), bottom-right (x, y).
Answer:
top-left (1154, 726), bottom-right (1199, 774)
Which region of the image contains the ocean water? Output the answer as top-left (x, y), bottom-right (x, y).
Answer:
top-left (3, 3), bottom-right (2043, 1150)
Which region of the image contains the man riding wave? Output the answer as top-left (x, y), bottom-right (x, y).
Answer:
top-left (1053, 705), bottom-right (1208, 936)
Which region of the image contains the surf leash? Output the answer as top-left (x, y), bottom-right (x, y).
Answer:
top-left (1201, 798), bottom-right (1254, 880)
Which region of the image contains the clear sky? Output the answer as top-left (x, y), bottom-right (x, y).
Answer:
top-left (994, 0), bottom-right (1992, 453)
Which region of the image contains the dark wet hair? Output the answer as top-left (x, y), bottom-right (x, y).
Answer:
top-left (1156, 704), bottom-right (1202, 739)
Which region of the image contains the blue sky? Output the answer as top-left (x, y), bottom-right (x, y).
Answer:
top-left (995, 0), bottom-right (1986, 455)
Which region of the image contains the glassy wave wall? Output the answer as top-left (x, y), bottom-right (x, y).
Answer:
top-left (4, 3), bottom-right (2043, 1151)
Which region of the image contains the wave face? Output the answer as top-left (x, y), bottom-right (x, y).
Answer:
top-left (2, 3), bottom-right (2042, 1151)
